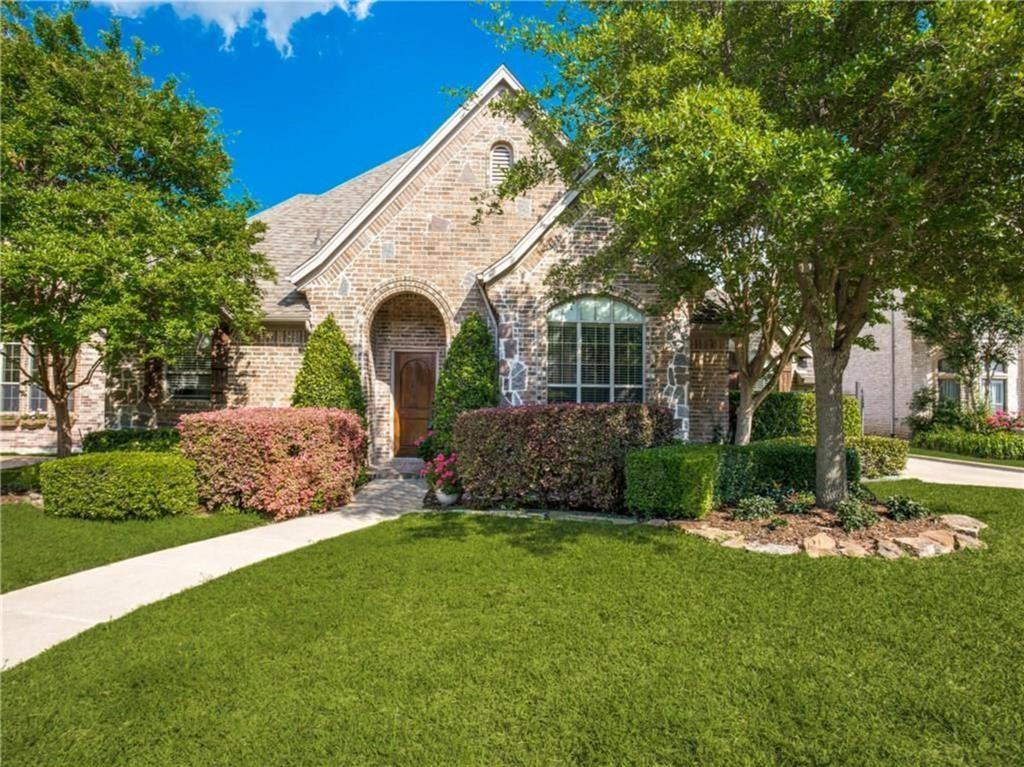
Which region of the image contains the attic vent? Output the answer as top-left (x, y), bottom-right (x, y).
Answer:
top-left (489, 142), bottom-right (513, 187)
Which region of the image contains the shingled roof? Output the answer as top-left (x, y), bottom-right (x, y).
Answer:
top-left (252, 148), bottom-right (417, 321)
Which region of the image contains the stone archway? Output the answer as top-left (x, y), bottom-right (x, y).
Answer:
top-left (366, 291), bottom-right (448, 465)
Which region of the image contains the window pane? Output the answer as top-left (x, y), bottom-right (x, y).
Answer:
top-left (168, 336), bottom-right (212, 400)
top-left (938, 378), bottom-right (960, 403)
top-left (2, 343), bottom-right (21, 412)
top-left (990, 380), bottom-right (1006, 411)
top-left (612, 302), bottom-right (642, 324)
top-left (27, 348), bottom-right (47, 413)
top-left (580, 325), bottom-right (610, 385)
top-left (614, 326), bottom-right (643, 387)
top-left (547, 302), bottom-right (578, 323)
top-left (937, 358), bottom-right (956, 374)
top-left (580, 386), bottom-right (611, 403)
top-left (546, 324), bottom-right (577, 385)
top-left (546, 386), bottom-right (577, 404)
top-left (614, 387), bottom-right (643, 403)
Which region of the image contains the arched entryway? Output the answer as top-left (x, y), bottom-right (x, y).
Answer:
top-left (368, 292), bottom-right (447, 464)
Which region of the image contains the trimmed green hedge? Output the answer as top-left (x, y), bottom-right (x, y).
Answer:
top-left (847, 436), bottom-right (909, 478)
top-left (291, 314), bottom-right (366, 419)
top-left (625, 440), bottom-right (860, 519)
top-left (1, 463), bottom-right (42, 493)
top-left (625, 445), bottom-right (721, 520)
top-left (39, 453), bottom-right (198, 520)
top-left (911, 426), bottom-right (1024, 460)
top-left (751, 392), bottom-right (861, 441)
top-left (81, 428), bottom-right (180, 454)
top-left (430, 313), bottom-right (499, 452)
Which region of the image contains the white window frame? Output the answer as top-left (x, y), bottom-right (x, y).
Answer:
top-left (546, 297), bottom-right (646, 404)
top-left (166, 334), bottom-right (213, 401)
top-left (1, 342), bottom-right (21, 413)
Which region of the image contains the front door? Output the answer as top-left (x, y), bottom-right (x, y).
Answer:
top-left (394, 351), bottom-right (436, 457)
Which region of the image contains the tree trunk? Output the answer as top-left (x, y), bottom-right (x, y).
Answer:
top-left (734, 378), bottom-right (756, 445)
top-left (811, 343), bottom-right (847, 507)
top-left (53, 397), bottom-right (73, 458)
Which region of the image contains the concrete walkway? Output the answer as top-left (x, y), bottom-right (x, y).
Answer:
top-left (1, 478), bottom-right (424, 669)
top-left (904, 456), bottom-right (1024, 489)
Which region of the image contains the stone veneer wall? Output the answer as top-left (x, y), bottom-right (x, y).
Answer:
top-left (367, 292), bottom-right (447, 464)
top-left (0, 345), bottom-right (106, 454)
top-left (486, 213), bottom-right (696, 438)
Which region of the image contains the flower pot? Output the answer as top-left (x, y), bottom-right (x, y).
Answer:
top-left (435, 489), bottom-right (460, 507)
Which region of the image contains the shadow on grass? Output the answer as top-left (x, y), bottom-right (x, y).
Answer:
top-left (402, 511), bottom-right (679, 558)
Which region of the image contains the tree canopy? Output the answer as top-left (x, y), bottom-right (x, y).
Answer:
top-left (0, 1), bottom-right (271, 454)
top-left (486, 0), bottom-right (1024, 502)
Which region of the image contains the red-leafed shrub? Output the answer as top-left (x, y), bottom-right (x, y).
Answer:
top-left (453, 403), bottom-right (675, 512)
top-left (178, 408), bottom-right (366, 520)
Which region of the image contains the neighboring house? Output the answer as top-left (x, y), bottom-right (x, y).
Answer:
top-left (845, 308), bottom-right (1024, 437)
top-left (2, 66), bottom-right (732, 462)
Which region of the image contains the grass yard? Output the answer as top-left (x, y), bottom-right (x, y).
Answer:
top-left (0, 502), bottom-right (265, 592)
top-left (909, 445), bottom-right (1024, 469)
top-left (3, 480), bottom-right (1023, 766)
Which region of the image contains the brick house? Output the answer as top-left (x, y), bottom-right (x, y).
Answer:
top-left (1, 66), bottom-right (732, 460)
top-left (845, 310), bottom-right (1024, 437)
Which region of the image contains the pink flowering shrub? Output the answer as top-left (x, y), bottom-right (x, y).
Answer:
top-left (421, 451), bottom-right (460, 494)
top-left (178, 408), bottom-right (366, 520)
top-left (454, 403), bottom-right (675, 512)
top-left (986, 411), bottom-right (1024, 432)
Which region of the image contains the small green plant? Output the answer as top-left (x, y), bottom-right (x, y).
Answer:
top-left (781, 491), bottom-right (815, 515)
top-left (835, 498), bottom-right (879, 532)
top-left (885, 495), bottom-right (931, 521)
top-left (847, 483), bottom-right (877, 502)
top-left (732, 495), bottom-right (776, 521)
top-left (767, 516), bottom-right (789, 531)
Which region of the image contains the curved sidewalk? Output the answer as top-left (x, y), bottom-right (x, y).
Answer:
top-left (2, 479), bottom-right (424, 669)
top-left (904, 456), bottom-right (1024, 489)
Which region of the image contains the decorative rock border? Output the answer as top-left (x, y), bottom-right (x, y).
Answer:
top-left (657, 513), bottom-right (988, 559)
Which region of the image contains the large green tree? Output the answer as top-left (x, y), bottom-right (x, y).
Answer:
top-left (486, 1), bottom-right (1024, 503)
top-left (0, 1), bottom-right (272, 455)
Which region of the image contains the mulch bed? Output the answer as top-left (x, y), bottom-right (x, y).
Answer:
top-left (697, 504), bottom-right (938, 546)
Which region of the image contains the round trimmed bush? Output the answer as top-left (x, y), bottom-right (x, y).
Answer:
top-left (39, 452), bottom-right (198, 520)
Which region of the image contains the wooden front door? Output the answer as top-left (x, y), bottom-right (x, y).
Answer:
top-left (393, 352), bottom-right (436, 457)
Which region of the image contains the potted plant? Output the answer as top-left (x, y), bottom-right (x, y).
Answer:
top-left (421, 451), bottom-right (461, 506)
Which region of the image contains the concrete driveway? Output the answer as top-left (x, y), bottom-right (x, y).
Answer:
top-left (904, 456), bottom-right (1024, 490)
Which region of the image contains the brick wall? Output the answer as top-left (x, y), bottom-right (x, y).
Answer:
top-left (0, 344), bottom-right (106, 454)
top-left (687, 327), bottom-right (731, 442)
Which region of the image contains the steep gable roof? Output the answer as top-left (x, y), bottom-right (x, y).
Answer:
top-left (252, 149), bottom-right (416, 321)
top-left (287, 65), bottom-right (527, 288)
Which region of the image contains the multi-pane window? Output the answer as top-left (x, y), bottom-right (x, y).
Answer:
top-left (166, 335), bottom-right (213, 400)
top-left (546, 297), bottom-right (644, 404)
top-left (27, 348), bottom-right (48, 414)
top-left (1, 343), bottom-right (21, 412)
top-left (937, 358), bottom-right (961, 404)
top-left (989, 361), bottom-right (1008, 412)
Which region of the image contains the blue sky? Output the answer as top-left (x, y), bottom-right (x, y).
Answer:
top-left (65, 1), bottom-right (556, 210)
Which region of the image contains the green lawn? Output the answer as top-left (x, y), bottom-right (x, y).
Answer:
top-left (0, 502), bottom-right (265, 592)
top-left (3, 480), bottom-right (1023, 766)
top-left (909, 445), bottom-right (1024, 469)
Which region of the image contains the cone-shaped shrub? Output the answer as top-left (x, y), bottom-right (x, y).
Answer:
top-left (431, 312), bottom-right (499, 451)
top-left (291, 315), bottom-right (366, 419)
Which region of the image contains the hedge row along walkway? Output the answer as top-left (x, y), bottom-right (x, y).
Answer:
top-left (1, 478), bottom-right (425, 669)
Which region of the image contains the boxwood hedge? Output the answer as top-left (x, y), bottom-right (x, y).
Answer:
top-left (39, 452), bottom-right (198, 520)
top-left (751, 392), bottom-right (862, 441)
top-left (81, 427), bottom-right (180, 454)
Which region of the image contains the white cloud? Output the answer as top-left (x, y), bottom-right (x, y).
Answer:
top-left (99, 1), bottom-right (376, 57)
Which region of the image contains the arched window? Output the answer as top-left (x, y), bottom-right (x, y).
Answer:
top-left (489, 142), bottom-right (513, 186)
top-left (546, 297), bottom-right (644, 403)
